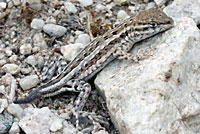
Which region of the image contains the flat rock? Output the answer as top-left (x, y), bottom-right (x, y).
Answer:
top-left (2, 64), bottom-right (20, 75)
top-left (19, 107), bottom-right (63, 134)
top-left (43, 24), bottom-right (67, 37)
top-left (0, 112), bottom-right (13, 134)
top-left (164, 0), bottom-right (200, 24)
top-left (19, 75), bottom-right (39, 90)
top-left (95, 17), bottom-right (200, 134)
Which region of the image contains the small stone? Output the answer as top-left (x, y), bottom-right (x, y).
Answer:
top-left (117, 10), bottom-right (129, 20)
top-left (114, 0), bottom-right (127, 4)
top-left (33, 33), bottom-right (47, 48)
top-left (75, 34), bottom-right (90, 45)
top-left (7, 104), bottom-right (23, 119)
top-left (0, 2), bottom-right (7, 9)
top-left (20, 44), bottom-right (32, 55)
top-left (63, 121), bottom-right (81, 134)
top-left (9, 55), bottom-right (18, 63)
top-left (61, 43), bottom-right (86, 61)
top-left (146, 2), bottom-right (155, 9)
top-left (19, 75), bottom-right (39, 90)
top-left (9, 122), bottom-right (20, 134)
top-left (19, 107), bottom-right (61, 134)
top-left (0, 85), bottom-right (6, 95)
top-left (93, 130), bottom-right (109, 134)
top-left (0, 112), bottom-right (13, 134)
top-left (96, 4), bottom-right (106, 11)
top-left (0, 59), bottom-right (7, 66)
top-left (1, 73), bottom-right (15, 86)
top-left (64, 2), bottom-right (77, 13)
top-left (25, 55), bottom-right (36, 66)
top-left (50, 118), bottom-right (63, 132)
top-left (12, 0), bottom-right (21, 6)
top-left (30, 18), bottom-right (45, 30)
top-left (43, 24), bottom-right (67, 37)
top-left (2, 64), bottom-right (20, 75)
top-left (0, 99), bottom-right (8, 113)
top-left (77, 0), bottom-right (93, 6)
top-left (5, 48), bottom-right (12, 56)
top-left (20, 68), bottom-right (32, 75)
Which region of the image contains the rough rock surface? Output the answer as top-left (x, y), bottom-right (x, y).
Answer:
top-left (95, 17), bottom-right (200, 134)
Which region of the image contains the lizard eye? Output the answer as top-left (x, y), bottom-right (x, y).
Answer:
top-left (151, 22), bottom-right (157, 28)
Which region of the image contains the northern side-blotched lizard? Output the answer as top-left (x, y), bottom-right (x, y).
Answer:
top-left (14, 7), bottom-right (174, 126)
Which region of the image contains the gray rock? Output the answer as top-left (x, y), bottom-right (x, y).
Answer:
top-left (63, 121), bottom-right (82, 134)
top-left (9, 55), bottom-right (18, 63)
top-left (0, 99), bottom-right (8, 113)
top-left (7, 104), bottom-right (23, 119)
top-left (13, 0), bottom-right (21, 6)
top-left (2, 64), bottom-right (20, 75)
top-left (0, 85), bottom-right (6, 95)
top-left (117, 10), bottom-right (129, 20)
top-left (164, 0), bottom-right (200, 24)
top-left (0, 59), bottom-right (6, 66)
top-left (75, 34), bottom-right (90, 45)
top-left (64, 2), bottom-right (77, 13)
top-left (0, 112), bottom-right (13, 134)
top-left (49, 117), bottom-right (63, 132)
top-left (19, 75), bottom-right (39, 90)
top-left (61, 43), bottom-right (86, 61)
top-left (20, 43), bottom-right (32, 55)
top-left (77, 0), bottom-right (93, 6)
top-left (25, 55), bottom-right (37, 66)
top-left (9, 122), bottom-right (20, 134)
top-left (19, 107), bottom-right (62, 134)
top-left (0, 2), bottom-right (6, 9)
top-left (33, 33), bottom-right (47, 48)
top-left (95, 18), bottom-right (200, 134)
top-left (31, 18), bottom-right (45, 30)
top-left (43, 24), bottom-right (67, 37)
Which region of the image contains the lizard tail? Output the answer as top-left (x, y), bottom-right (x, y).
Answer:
top-left (14, 89), bottom-right (40, 104)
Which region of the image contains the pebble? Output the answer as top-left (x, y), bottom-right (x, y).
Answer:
top-left (33, 33), bottom-right (47, 48)
top-left (5, 47), bottom-right (12, 56)
top-left (20, 68), bottom-right (32, 75)
top-left (9, 55), bottom-right (18, 63)
top-left (61, 43), bottom-right (86, 61)
top-left (75, 34), bottom-right (90, 45)
top-left (19, 107), bottom-right (61, 134)
top-left (1, 73), bottom-right (14, 86)
top-left (146, 2), bottom-right (155, 9)
top-left (0, 2), bottom-right (7, 9)
top-left (50, 118), bottom-right (63, 132)
top-left (0, 59), bottom-right (7, 66)
top-left (19, 75), bottom-right (39, 90)
top-left (93, 130), bottom-right (109, 134)
top-left (77, 0), bottom-right (93, 6)
top-left (30, 18), bottom-right (45, 30)
top-left (0, 112), bottom-right (13, 134)
top-left (2, 64), bottom-right (20, 75)
top-left (0, 85), bottom-right (6, 95)
top-left (0, 99), bottom-right (8, 113)
top-left (117, 10), bottom-right (129, 20)
top-left (9, 122), bottom-right (20, 134)
top-left (64, 2), bottom-right (77, 13)
top-left (96, 4), bottom-right (106, 11)
top-left (63, 121), bottom-right (81, 134)
top-left (7, 104), bottom-right (23, 119)
top-left (20, 43), bottom-right (32, 55)
top-left (43, 24), bottom-right (67, 37)
top-left (13, 0), bottom-right (21, 6)
top-left (25, 55), bottom-right (37, 66)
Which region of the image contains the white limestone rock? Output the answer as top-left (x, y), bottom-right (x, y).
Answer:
top-left (19, 75), bottom-right (39, 90)
top-left (95, 18), bottom-right (200, 134)
top-left (61, 43), bottom-right (86, 61)
top-left (75, 34), bottom-right (90, 45)
top-left (164, 0), bottom-right (200, 24)
top-left (7, 104), bottom-right (23, 119)
top-left (20, 44), bottom-right (32, 55)
top-left (31, 18), bottom-right (45, 30)
top-left (2, 64), bottom-right (20, 75)
top-left (43, 24), bottom-right (67, 37)
top-left (19, 107), bottom-right (63, 134)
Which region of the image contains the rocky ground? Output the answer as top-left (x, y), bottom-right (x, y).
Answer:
top-left (0, 0), bottom-right (200, 134)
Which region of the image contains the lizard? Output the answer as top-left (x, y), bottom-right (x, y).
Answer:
top-left (14, 7), bottom-right (174, 127)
